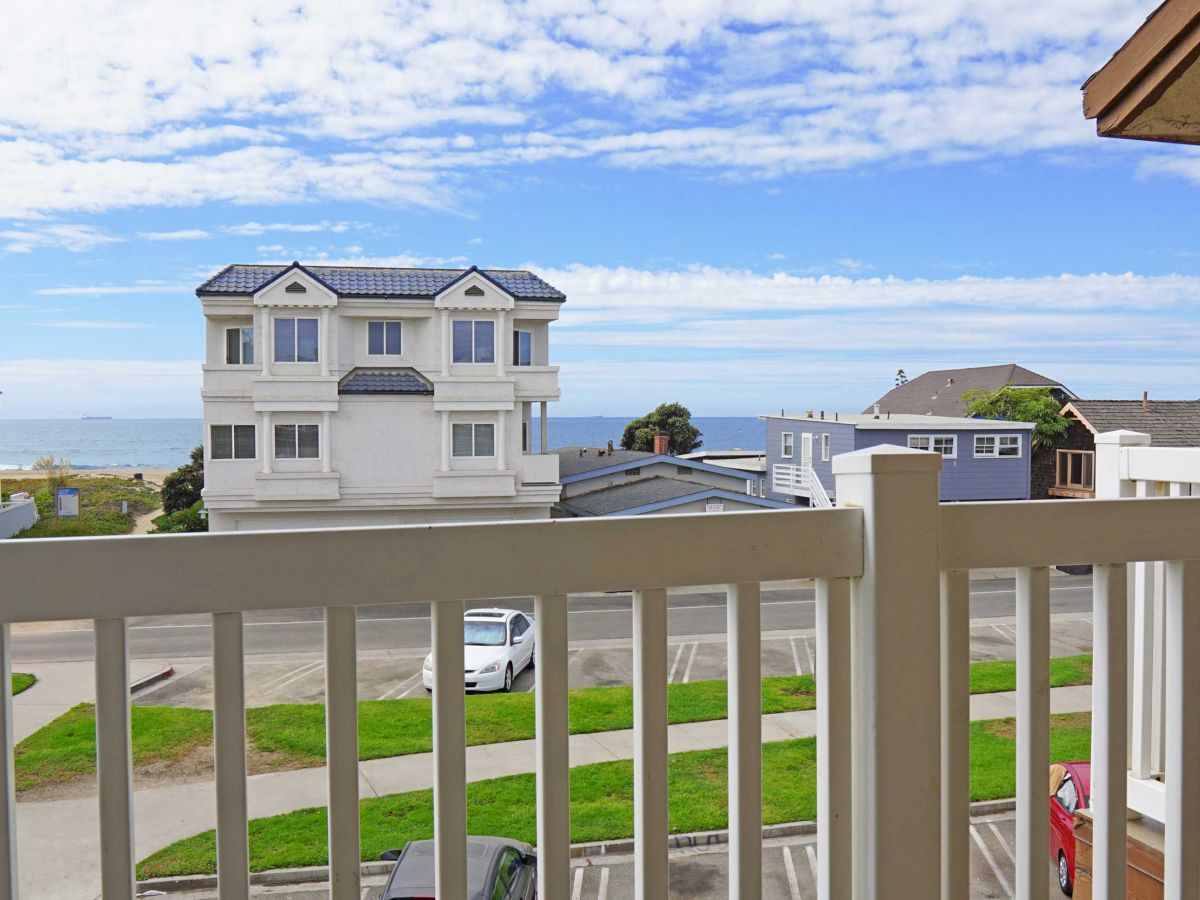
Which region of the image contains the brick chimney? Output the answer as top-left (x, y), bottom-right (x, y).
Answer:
top-left (653, 431), bottom-right (669, 455)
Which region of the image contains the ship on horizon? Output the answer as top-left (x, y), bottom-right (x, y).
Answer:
top-left (81, 414), bottom-right (113, 420)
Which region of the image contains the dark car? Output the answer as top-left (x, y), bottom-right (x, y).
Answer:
top-left (1049, 762), bottom-right (1091, 896)
top-left (379, 835), bottom-right (537, 900)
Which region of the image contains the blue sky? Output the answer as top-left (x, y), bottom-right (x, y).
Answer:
top-left (2, 0), bottom-right (1199, 419)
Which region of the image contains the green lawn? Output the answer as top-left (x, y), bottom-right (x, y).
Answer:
top-left (16, 656), bottom-right (1094, 795)
top-left (1, 476), bottom-right (160, 538)
top-left (137, 711), bottom-right (1093, 878)
top-left (11, 674), bottom-right (36, 696)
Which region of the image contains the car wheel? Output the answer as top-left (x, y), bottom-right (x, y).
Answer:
top-left (501, 663), bottom-right (514, 693)
top-left (1058, 851), bottom-right (1072, 896)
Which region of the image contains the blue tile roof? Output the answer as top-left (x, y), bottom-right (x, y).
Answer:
top-left (197, 263), bottom-right (565, 301)
top-left (338, 368), bottom-right (434, 395)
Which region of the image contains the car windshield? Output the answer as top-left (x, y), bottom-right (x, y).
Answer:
top-left (464, 621), bottom-right (507, 646)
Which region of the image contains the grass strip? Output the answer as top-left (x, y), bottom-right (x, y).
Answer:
top-left (17, 655), bottom-right (1094, 793)
top-left (137, 711), bottom-right (1093, 878)
top-left (11, 673), bottom-right (36, 696)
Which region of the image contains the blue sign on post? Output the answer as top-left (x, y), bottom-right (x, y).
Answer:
top-left (55, 487), bottom-right (80, 518)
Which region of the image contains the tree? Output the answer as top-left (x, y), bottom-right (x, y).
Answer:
top-left (620, 402), bottom-right (702, 455)
top-left (962, 387), bottom-right (1069, 451)
top-left (161, 445), bottom-right (204, 515)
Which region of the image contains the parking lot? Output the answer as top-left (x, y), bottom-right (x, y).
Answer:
top-left (171, 810), bottom-right (1055, 899)
top-left (136, 612), bottom-right (1094, 708)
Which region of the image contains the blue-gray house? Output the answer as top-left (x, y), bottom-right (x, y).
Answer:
top-left (761, 411), bottom-right (1034, 506)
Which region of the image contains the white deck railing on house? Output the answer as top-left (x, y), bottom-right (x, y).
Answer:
top-left (771, 463), bottom-right (833, 508)
top-left (0, 499), bottom-right (37, 540)
top-left (1, 444), bottom-right (1199, 899)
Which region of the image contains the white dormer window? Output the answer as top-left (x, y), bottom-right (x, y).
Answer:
top-left (225, 326), bottom-right (254, 365)
top-left (274, 317), bottom-right (319, 363)
top-left (368, 321), bottom-right (402, 356)
top-left (452, 320), bottom-right (495, 363)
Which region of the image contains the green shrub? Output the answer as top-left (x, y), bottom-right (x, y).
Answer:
top-left (151, 500), bottom-right (208, 533)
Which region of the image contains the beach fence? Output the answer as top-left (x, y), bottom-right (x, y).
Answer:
top-left (0, 496), bottom-right (37, 539)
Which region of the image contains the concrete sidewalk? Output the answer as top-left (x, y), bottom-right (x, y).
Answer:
top-left (15, 684), bottom-right (1092, 898)
top-left (11, 659), bottom-right (173, 743)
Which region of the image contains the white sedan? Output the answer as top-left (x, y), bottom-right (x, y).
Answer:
top-left (422, 608), bottom-right (535, 693)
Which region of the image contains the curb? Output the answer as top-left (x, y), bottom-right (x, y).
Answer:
top-left (137, 798), bottom-right (1020, 894)
top-left (130, 663), bottom-right (174, 695)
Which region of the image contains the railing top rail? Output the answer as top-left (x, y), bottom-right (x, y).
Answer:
top-left (0, 506), bottom-right (864, 623)
top-left (940, 495), bottom-right (1200, 570)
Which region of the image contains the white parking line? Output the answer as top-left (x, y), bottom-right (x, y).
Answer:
top-left (682, 642), bottom-right (699, 683)
top-left (668, 643), bottom-right (686, 683)
top-left (596, 866), bottom-right (609, 900)
top-left (802, 636), bottom-right (815, 675)
top-left (255, 660), bottom-right (323, 694)
top-left (571, 866), bottom-right (583, 900)
top-left (261, 661), bottom-right (325, 698)
top-left (988, 822), bottom-right (1017, 867)
top-left (782, 847), bottom-right (802, 900)
top-left (788, 637), bottom-right (803, 675)
top-left (804, 843), bottom-right (818, 885)
top-left (377, 672), bottom-right (421, 701)
top-left (970, 824), bottom-right (1013, 898)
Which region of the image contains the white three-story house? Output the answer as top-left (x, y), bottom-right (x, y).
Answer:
top-left (197, 262), bottom-right (563, 531)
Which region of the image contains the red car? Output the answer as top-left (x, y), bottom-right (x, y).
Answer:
top-left (1049, 762), bottom-right (1091, 896)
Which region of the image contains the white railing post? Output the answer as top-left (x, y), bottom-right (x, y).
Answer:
top-left (535, 594), bottom-right (570, 899)
top-left (1091, 564), bottom-right (1128, 900)
top-left (94, 618), bottom-right (136, 899)
top-left (939, 569), bottom-right (970, 900)
top-left (1016, 566), bottom-right (1050, 900)
top-left (633, 588), bottom-right (668, 900)
top-left (432, 599), bottom-right (467, 900)
top-left (0, 624), bottom-right (15, 899)
top-left (212, 612), bottom-right (250, 899)
top-left (325, 606), bottom-right (360, 900)
top-left (832, 445), bottom-right (942, 897)
top-left (1131, 479), bottom-right (1159, 779)
top-left (727, 582), bottom-right (762, 900)
top-left (815, 578), bottom-right (851, 900)
top-left (1163, 559), bottom-right (1200, 900)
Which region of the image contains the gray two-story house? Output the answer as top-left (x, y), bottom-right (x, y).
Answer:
top-left (761, 411), bottom-right (1034, 506)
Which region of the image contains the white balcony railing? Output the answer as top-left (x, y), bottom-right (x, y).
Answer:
top-left (2, 443), bottom-right (1200, 898)
top-left (772, 462), bottom-right (833, 508)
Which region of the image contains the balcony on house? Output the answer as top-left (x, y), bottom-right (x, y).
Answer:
top-left (2, 435), bottom-right (1199, 899)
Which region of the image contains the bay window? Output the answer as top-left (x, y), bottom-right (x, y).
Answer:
top-left (274, 424), bottom-right (320, 459)
top-left (452, 320), bottom-right (494, 363)
top-left (452, 423), bottom-right (495, 457)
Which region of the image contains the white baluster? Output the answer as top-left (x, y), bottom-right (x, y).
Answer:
top-left (633, 588), bottom-right (668, 900)
top-left (94, 618), bottom-right (135, 898)
top-left (939, 569), bottom-right (970, 900)
top-left (1163, 559), bottom-right (1200, 900)
top-left (1091, 564), bottom-right (1127, 900)
top-left (1016, 566), bottom-right (1050, 900)
top-left (728, 582), bottom-right (761, 900)
top-left (432, 600), bottom-right (467, 899)
top-left (816, 578), bottom-right (851, 900)
top-left (212, 612), bottom-right (249, 899)
top-left (325, 607), bottom-right (360, 899)
top-left (535, 594), bottom-right (570, 899)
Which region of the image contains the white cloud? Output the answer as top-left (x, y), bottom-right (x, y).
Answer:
top-left (139, 229), bottom-right (210, 240)
top-left (223, 220), bottom-right (356, 236)
top-left (35, 284), bottom-right (192, 295)
top-left (0, 223), bottom-right (121, 253)
top-left (33, 320), bottom-right (152, 329)
top-left (0, 0), bottom-right (1178, 216)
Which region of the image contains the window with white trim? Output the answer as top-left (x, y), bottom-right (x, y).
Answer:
top-left (452, 320), bottom-right (495, 363)
top-left (368, 321), bottom-right (402, 356)
top-left (225, 326), bottom-right (254, 365)
top-left (746, 479), bottom-right (755, 496)
top-left (781, 432), bottom-right (794, 459)
top-left (273, 317), bottom-right (319, 363)
top-left (210, 425), bottom-right (256, 460)
top-left (274, 424), bottom-right (320, 459)
top-left (820, 433), bottom-right (831, 462)
top-left (908, 434), bottom-right (957, 457)
top-left (452, 423), bottom-right (495, 457)
top-left (974, 434), bottom-right (1021, 458)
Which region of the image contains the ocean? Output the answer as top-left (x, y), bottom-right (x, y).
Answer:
top-left (0, 416), bottom-right (764, 471)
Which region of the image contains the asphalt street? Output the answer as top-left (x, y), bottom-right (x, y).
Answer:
top-left (11, 574), bottom-right (1094, 664)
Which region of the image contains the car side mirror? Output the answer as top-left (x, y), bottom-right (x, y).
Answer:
top-left (512, 633), bottom-right (527, 644)
top-left (380, 849), bottom-right (401, 861)
top-left (522, 851), bottom-right (537, 866)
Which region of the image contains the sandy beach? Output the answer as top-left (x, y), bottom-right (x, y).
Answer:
top-left (1, 468), bottom-right (172, 486)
